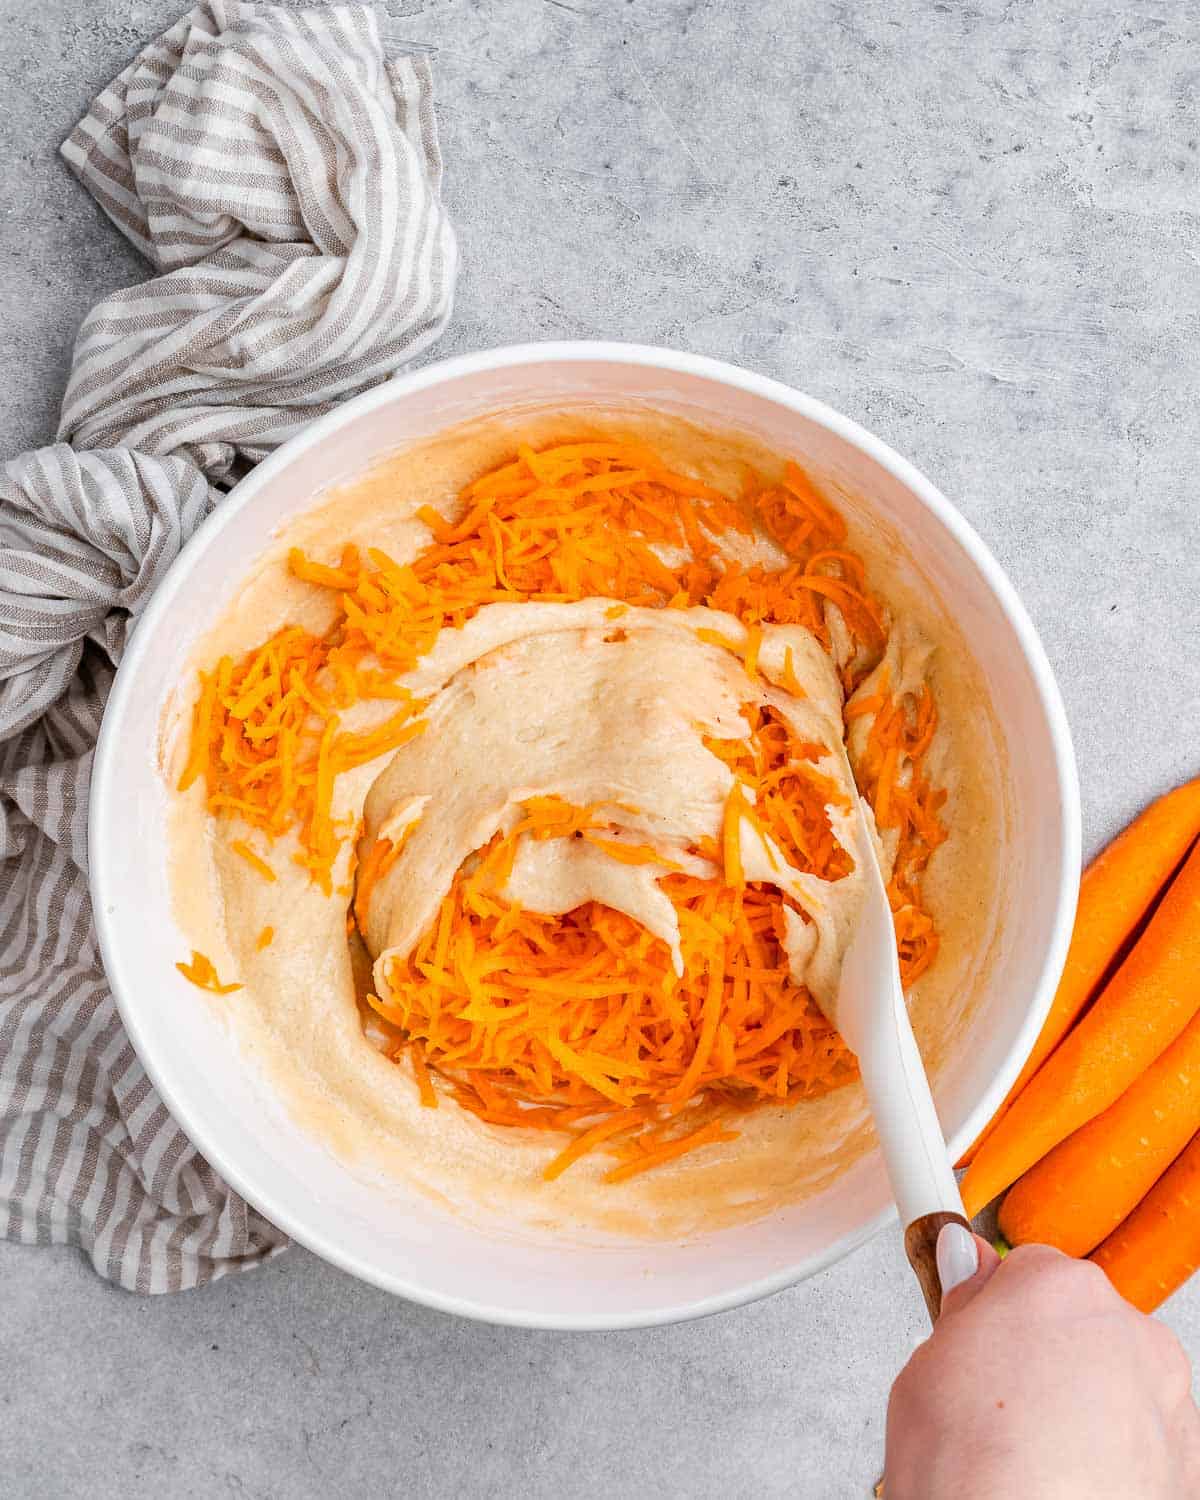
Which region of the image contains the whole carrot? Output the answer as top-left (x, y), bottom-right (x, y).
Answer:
top-left (962, 836), bottom-right (1200, 1216)
top-left (1091, 1131), bottom-right (1200, 1313)
top-left (959, 778), bottom-right (1200, 1167)
top-left (998, 1005), bottom-right (1200, 1256)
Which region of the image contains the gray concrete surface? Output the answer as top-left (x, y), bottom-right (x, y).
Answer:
top-left (4, 0), bottom-right (1200, 1495)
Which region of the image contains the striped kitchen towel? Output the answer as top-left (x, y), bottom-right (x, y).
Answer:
top-left (0, 0), bottom-right (456, 1292)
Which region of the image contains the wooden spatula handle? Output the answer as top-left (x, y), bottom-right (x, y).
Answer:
top-left (874, 1217), bottom-right (975, 1495)
top-left (904, 1210), bottom-right (973, 1323)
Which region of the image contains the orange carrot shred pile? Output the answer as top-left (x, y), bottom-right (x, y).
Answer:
top-left (855, 682), bottom-right (946, 983)
top-left (182, 440), bottom-right (947, 1179)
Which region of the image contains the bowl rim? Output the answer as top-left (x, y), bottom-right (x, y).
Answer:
top-left (90, 339), bottom-right (1081, 1328)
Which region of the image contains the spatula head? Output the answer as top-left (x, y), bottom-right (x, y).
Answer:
top-left (832, 796), bottom-right (906, 1057)
top-left (830, 795), bottom-right (966, 1235)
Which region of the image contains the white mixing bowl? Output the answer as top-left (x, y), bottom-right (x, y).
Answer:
top-left (90, 343), bottom-right (1079, 1328)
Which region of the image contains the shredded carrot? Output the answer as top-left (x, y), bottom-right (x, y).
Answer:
top-left (353, 836), bottom-right (397, 933)
top-left (603, 1119), bottom-right (740, 1183)
top-left (780, 646), bottom-right (805, 698)
top-left (229, 840), bottom-right (277, 883)
top-left (375, 787), bottom-right (861, 1164)
top-left (182, 439), bottom-right (947, 1181)
top-left (542, 1110), bottom-right (645, 1181)
top-left (722, 782), bottom-right (747, 889)
top-left (408, 1041), bottom-right (438, 1109)
top-left (580, 834), bottom-right (682, 869)
top-left (695, 627), bottom-right (741, 654)
top-left (256, 926), bottom-right (275, 950)
top-left (176, 950), bottom-right (242, 995)
top-left (743, 624), bottom-right (763, 681)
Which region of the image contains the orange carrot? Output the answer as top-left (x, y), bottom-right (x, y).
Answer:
top-left (229, 840), bottom-right (277, 883)
top-left (998, 1004), bottom-right (1200, 1257)
top-left (579, 834), bottom-right (682, 869)
top-left (722, 781), bottom-right (747, 889)
top-left (1091, 1131), bottom-right (1200, 1312)
top-left (408, 1042), bottom-right (438, 1110)
top-left (959, 779), bottom-right (1200, 1167)
top-left (743, 624), bottom-right (763, 680)
top-left (602, 1119), bottom-right (739, 1184)
top-left (175, 950), bottom-right (242, 995)
top-left (542, 1110), bottom-right (643, 1181)
top-left (353, 836), bottom-right (395, 933)
top-left (780, 646), bottom-right (804, 698)
top-left (962, 837), bottom-right (1200, 1216)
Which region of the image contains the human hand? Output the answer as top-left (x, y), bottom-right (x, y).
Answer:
top-left (884, 1226), bottom-right (1200, 1500)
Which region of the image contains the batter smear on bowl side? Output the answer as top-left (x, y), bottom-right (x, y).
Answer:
top-left (166, 410), bottom-right (996, 1238)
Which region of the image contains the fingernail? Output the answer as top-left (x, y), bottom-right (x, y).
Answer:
top-left (936, 1222), bottom-right (979, 1294)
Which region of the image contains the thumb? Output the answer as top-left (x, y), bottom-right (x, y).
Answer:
top-left (936, 1224), bottom-right (1001, 1317)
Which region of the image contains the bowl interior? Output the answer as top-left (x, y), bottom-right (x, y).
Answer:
top-left (91, 346), bottom-right (1077, 1327)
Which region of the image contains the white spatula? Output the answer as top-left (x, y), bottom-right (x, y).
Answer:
top-left (829, 795), bottom-right (970, 1323)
